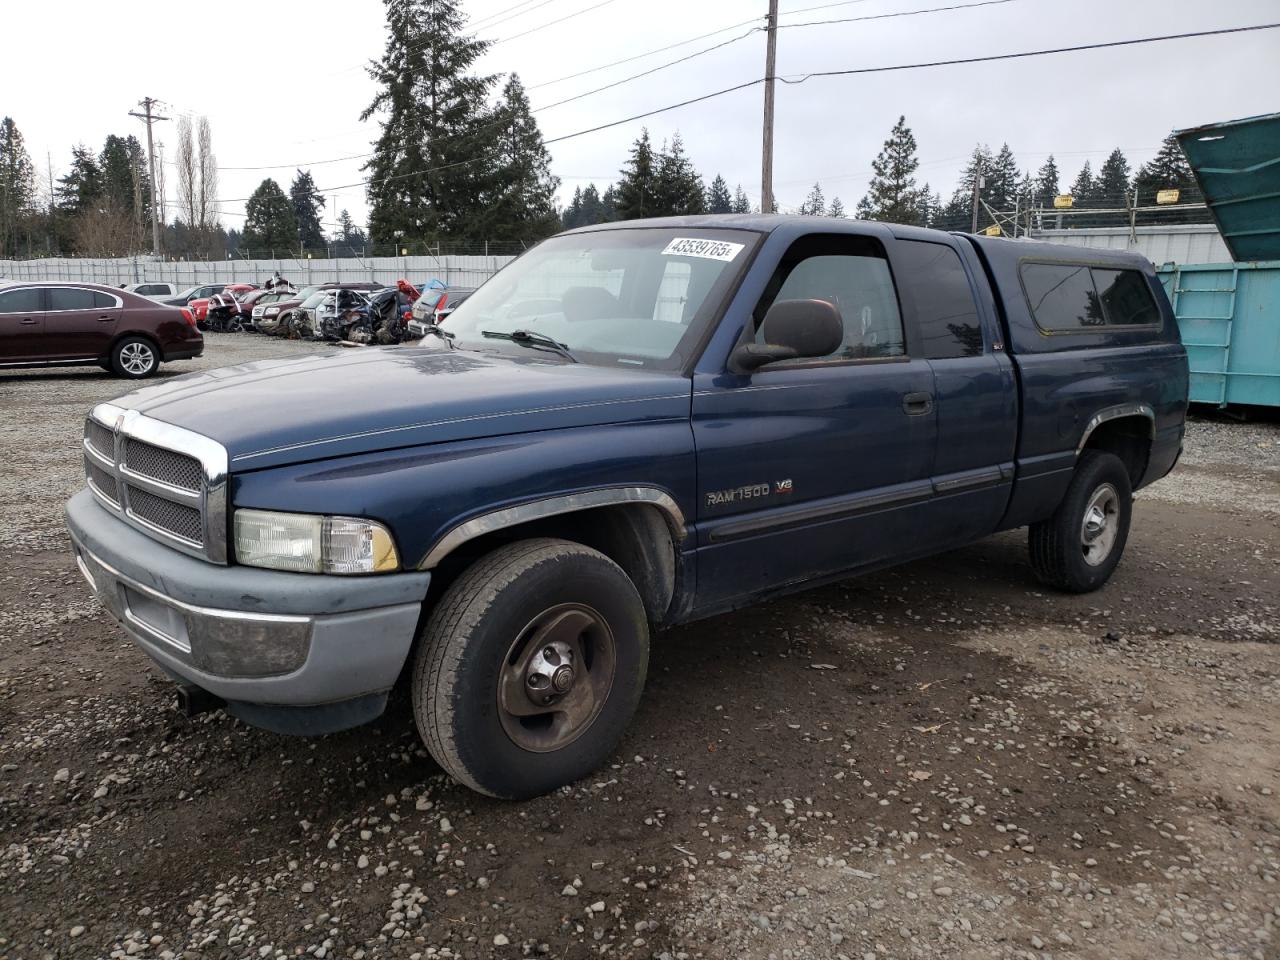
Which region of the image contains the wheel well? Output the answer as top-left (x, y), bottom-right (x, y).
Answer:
top-left (108, 330), bottom-right (162, 360)
top-left (1081, 416), bottom-right (1151, 487)
top-left (423, 503), bottom-right (679, 626)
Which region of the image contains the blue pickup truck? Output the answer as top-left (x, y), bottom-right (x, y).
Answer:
top-left (66, 216), bottom-right (1188, 799)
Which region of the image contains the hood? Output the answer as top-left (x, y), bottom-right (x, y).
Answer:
top-left (115, 345), bottom-right (692, 471)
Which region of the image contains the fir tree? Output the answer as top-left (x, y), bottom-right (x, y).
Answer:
top-left (55, 145), bottom-right (102, 218)
top-left (562, 185), bottom-right (584, 229)
top-left (336, 209), bottom-right (367, 250)
top-left (856, 115), bottom-right (921, 225)
top-left (731, 184), bottom-right (751, 214)
top-left (652, 134), bottom-right (705, 216)
top-left (98, 134), bottom-right (148, 227)
top-left (915, 183), bottom-right (941, 227)
top-left (600, 184), bottom-right (619, 221)
top-left (0, 117), bottom-right (37, 257)
top-left (474, 74), bottom-right (561, 241)
top-left (706, 174), bottom-right (733, 214)
top-left (363, 0), bottom-right (495, 243)
top-left (1070, 160), bottom-right (1097, 202)
top-left (1133, 133), bottom-right (1194, 196)
top-left (289, 169), bottom-right (327, 249)
top-left (1034, 155), bottom-right (1060, 205)
top-left (827, 196), bottom-right (845, 218)
top-left (241, 178), bottom-right (298, 254)
top-left (614, 128), bottom-right (659, 220)
top-left (800, 182), bottom-right (826, 216)
top-left (987, 143), bottom-right (1020, 211)
top-left (1097, 148), bottom-right (1131, 204)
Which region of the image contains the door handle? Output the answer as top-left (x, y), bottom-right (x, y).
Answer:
top-left (18, 318), bottom-right (38, 325)
top-left (97, 315), bottom-right (116, 322)
top-left (902, 391), bottom-right (934, 416)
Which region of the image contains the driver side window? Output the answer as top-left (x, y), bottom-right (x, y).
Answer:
top-left (755, 235), bottom-right (905, 360)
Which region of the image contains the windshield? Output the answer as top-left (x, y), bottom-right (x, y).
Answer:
top-left (177, 286), bottom-right (201, 299)
top-left (301, 292), bottom-right (328, 309)
top-left (443, 228), bottom-right (760, 369)
top-left (296, 285), bottom-right (322, 300)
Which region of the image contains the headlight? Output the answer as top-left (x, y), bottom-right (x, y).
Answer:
top-left (233, 509), bottom-right (400, 574)
top-left (265, 307), bottom-right (279, 316)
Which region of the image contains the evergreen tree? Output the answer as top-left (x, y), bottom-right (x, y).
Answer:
top-left (55, 145), bottom-right (102, 218)
top-left (1034, 155), bottom-right (1060, 205)
top-left (942, 144), bottom-right (994, 228)
top-left (856, 116), bottom-right (921, 225)
top-left (363, 0), bottom-right (495, 242)
top-left (335, 208), bottom-right (367, 254)
top-left (987, 143), bottom-right (1020, 211)
top-left (289, 169), bottom-right (326, 249)
top-left (652, 134), bottom-right (705, 216)
top-left (827, 197), bottom-right (845, 218)
top-left (1097, 148), bottom-right (1131, 205)
top-left (241, 178), bottom-right (298, 254)
top-left (562, 185), bottom-right (584, 229)
top-left (474, 74), bottom-right (561, 241)
top-left (731, 184), bottom-right (751, 214)
top-left (0, 117), bottom-right (37, 257)
top-left (800, 182), bottom-right (826, 216)
top-left (1133, 133), bottom-right (1194, 197)
top-left (915, 183), bottom-right (941, 227)
top-left (706, 174), bottom-right (733, 214)
top-left (1070, 160), bottom-right (1097, 202)
top-left (614, 128), bottom-right (659, 220)
top-left (600, 184), bottom-right (619, 221)
top-left (98, 134), bottom-right (148, 238)
top-left (578, 184), bottom-right (607, 224)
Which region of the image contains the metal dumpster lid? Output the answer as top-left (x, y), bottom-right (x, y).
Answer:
top-left (1175, 112), bottom-right (1280, 262)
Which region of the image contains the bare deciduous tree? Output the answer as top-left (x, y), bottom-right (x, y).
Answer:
top-left (174, 115), bottom-right (221, 258)
top-left (176, 116), bottom-right (197, 231)
top-left (196, 117), bottom-right (218, 236)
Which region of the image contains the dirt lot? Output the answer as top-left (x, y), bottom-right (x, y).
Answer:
top-left (1, 335), bottom-right (1277, 960)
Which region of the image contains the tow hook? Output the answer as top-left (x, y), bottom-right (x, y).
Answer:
top-left (176, 683), bottom-right (225, 718)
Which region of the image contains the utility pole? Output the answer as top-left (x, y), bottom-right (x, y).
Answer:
top-left (129, 97), bottom-right (168, 257)
top-left (970, 160), bottom-right (984, 233)
top-left (760, 0), bottom-right (779, 215)
top-left (46, 151), bottom-right (55, 254)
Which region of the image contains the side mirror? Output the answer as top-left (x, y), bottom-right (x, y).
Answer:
top-left (732, 298), bottom-right (843, 371)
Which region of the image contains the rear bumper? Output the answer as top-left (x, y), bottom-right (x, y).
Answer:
top-left (64, 489), bottom-right (430, 733)
top-left (164, 341), bottom-right (204, 361)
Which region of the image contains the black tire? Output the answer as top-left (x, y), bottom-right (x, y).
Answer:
top-left (413, 538), bottom-right (649, 799)
top-left (1028, 450), bottom-right (1132, 593)
top-left (110, 336), bottom-right (159, 379)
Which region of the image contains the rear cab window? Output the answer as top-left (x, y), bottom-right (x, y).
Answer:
top-left (1020, 261), bottom-right (1160, 333)
top-left (895, 239), bottom-right (984, 358)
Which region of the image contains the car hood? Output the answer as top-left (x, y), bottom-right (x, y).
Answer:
top-left (114, 345), bottom-right (692, 471)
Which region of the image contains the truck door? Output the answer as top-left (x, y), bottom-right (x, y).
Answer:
top-left (0, 286), bottom-right (47, 363)
top-left (44, 287), bottom-right (122, 361)
top-left (691, 232), bottom-right (938, 610)
top-left (893, 237), bottom-right (1018, 546)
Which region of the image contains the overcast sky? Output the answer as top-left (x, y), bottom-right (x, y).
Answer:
top-left (4, 0), bottom-right (1278, 234)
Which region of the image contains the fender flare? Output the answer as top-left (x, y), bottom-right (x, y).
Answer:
top-left (417, 486), bottom-right (687, 570)
top-left (1076, 403), bottom-right (1154, 455)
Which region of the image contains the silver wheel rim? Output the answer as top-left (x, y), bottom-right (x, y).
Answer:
top-left (497, 603), bottom-right (616, 754)
top-left (120, 342), bottom-right (155, 375)
top-left (1080, 482), bottom-right (1120, 567)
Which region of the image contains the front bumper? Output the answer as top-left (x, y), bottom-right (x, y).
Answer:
top-left (65, 489), bottom-right (431, 732)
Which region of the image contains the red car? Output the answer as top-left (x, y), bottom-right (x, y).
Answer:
top-left (0, 281), bottom-right (203, 379)
top-left (191, 283), bottom-right (257, 326)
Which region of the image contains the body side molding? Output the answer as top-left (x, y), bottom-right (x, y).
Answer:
top-left (417, 487), bottom-right (687, 570)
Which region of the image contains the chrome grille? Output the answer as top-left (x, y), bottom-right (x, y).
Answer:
top-left (86, 419), bottom-right (115, 459)
top-left (126, 486), bottom-right (203, 545)
top-left (85, 458), bottom-right (119, 505)
top-left (124, 438), bottom-right (202, 492)
top-left (82, 404), bottom-right (229, 564)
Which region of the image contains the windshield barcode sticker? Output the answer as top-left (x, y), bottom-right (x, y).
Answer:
top-left (662, 237), bottom-right (745, 262)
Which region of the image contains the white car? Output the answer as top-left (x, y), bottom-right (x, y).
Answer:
top-left (122, 282), bottom-right (178, 299)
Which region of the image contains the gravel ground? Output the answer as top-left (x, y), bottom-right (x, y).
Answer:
top-left (0, 335), bottom-right (1277, 960)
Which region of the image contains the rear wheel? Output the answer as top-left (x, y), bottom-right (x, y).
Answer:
top-left (412, 538), bottom-right (649, 799)
top-left (111, 336), bottom-right (159, 379)
top-left (1028, 450), bottom-right (1132, 593)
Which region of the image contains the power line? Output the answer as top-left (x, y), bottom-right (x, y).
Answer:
top-left (779, 0), bottom-right (873, 15)
top-left (779, 21), bottom-right (1280, 83)
top-left (779, 0), bottom-right (1017, 31)
top-left (470, 0), bottom-right (562, 31)
top-left (490, 0), bottom-right (624, 45)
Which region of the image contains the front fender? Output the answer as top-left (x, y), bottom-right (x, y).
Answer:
top-left (229, 421), bottom-right (697, 567)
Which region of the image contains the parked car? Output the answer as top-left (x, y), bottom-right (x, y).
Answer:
top-left (265, 282), bottom-right (385, 337)
top-left (407, 286), bottom-right (476, 338)
top-left (122, 282), bottom-right (179, 299)
top-left (64, 216), bottom-right (1187, 800)
top-left (191, 283), bottom-right (257, 327)
top-left (161, 284), bottom-right (226, 307)
top-left (1, 280), bottom-right (202, 378)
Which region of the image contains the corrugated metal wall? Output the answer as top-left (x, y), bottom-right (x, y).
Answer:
top-left (1031, 225), bottom-right (1232, 265)
top-left (0, 255), bottom-right (515, 289)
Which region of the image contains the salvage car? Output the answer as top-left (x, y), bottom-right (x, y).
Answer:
top-left (161, 283), bottom-right (226, 307)
top-left (407, 286), bottom-right (475, 338)
top-left (65, 216), bottom-right (1187, 799)
top-left (1, 280), bottom-right (202, 377)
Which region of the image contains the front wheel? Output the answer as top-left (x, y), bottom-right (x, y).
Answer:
top-left (111, 336), bottom-right (159, 379)
top-left (1028, 450), bottom-right (1132, 593)
top-left (412, 538), bottom-right (649, 799)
